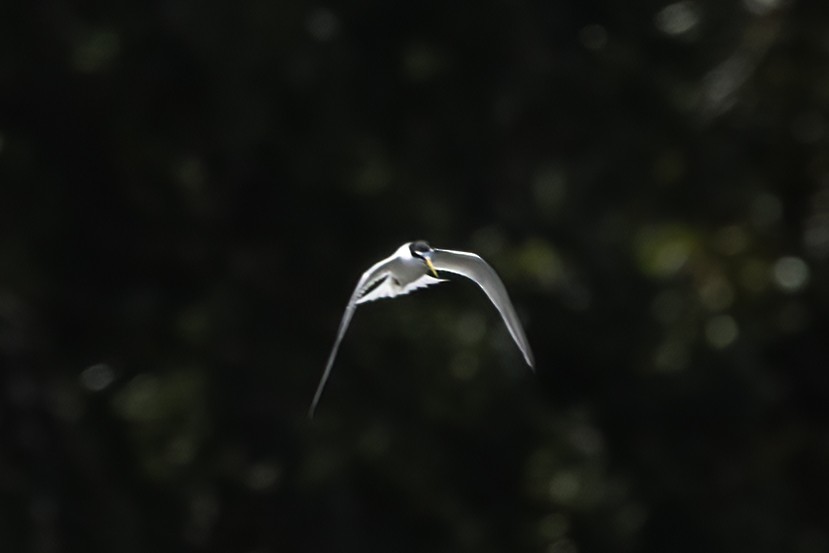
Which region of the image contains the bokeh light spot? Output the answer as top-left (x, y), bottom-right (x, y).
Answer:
top-left (635, 225), bottom-right (695, 278)
top-left (245, 462), bottom-right (280, 492)
top-left (72, 29), bottom-right (120, 73)
top-left (352, 157), bottom-right (391, 195)
top-left (358, 424), bottom-right (391, 458)
top-left (456, 311), bottom-right (486, 346)
top-left (471, 226), bottom-right (507, 257)
top-left (613, 502), bottom-right (649, 539)
top-left (743, 0), bottom-right (784, 16)
top-left (402, 43), bottom-right (446, 81)
top-left (451, 352), bottom-right (480, 380)
top-left (548, 471), bottom-right (581, 503)
top-left (533, 165), bottom-right (568, 216)
top-left (516, 240), bottom-right (563, 290)
top-left (655, 1), bottom-right (701, 37)
top-left (306, 7), bottom-right (340, 42)
top-left (176, 157), bottom-right (207, 191)
top-left (740, 258), bottom-right (770, 293)
top-left (79, 363), bottom-right (115, 392)
top-left (115, 374), bottom-right (162, 421)
top-left (568, 424), bottom-right (604, 457)
top-left (714, 225), bottom-right (749, 255)
top-left (705, 315), bottom-right (739, 348)
top-left (804, 213), bottom-right (829, 259)
top-left (579, 24), bottom-right (608, 51)
top-left (772, 256), bottom-right (810, 292)
top-left (698, 275), bottom-right (734, 311)
top-left (538, 512), bottom-right (570, 540)
top-left (167, 436), bottom-right (197, 465)
top-left (653, 340), bottom-right (691, 372)
top-left (547, 537), bottom-right (578, 553)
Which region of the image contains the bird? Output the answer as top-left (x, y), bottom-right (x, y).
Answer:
top-left (309, 240), bottom-right (534, 417)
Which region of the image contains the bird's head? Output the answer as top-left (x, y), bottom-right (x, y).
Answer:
top-left (409, 240), bottom-right (439, 277)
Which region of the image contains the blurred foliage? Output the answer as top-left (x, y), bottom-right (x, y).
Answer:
top-left (2, 0), bottom-right (829, 552)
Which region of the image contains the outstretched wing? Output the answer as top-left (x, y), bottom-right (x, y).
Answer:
top-left (309, 256), bottom-right (394, 418)
top-left (431, 249), bottom-right (535, 369)
top-left (355, 273), bottom-right (445, 304)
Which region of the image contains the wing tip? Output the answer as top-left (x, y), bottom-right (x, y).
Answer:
top-left (523, 348), bottom-right (535, 371)
top-left (308, 395), bottom-right (321, 419)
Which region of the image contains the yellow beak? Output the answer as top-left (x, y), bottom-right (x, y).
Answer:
top-left (425, 257), bottom-right (439, 278)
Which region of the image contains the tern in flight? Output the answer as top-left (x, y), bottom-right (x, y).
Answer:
top-left (309, 241), bottom-right (534, 417)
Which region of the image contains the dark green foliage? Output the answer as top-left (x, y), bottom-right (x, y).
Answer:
top-left (1, 1), bottom-right (828, 552)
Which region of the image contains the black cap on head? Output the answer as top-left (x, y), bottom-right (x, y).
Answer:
top-left (409, 240), bottom-right (432, 257)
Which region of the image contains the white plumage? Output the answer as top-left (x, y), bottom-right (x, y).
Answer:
top-left (309, 240), bottom-right (534, 417)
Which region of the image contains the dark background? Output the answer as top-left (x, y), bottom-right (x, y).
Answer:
top-left (2, 1), bottom-right (829, 552)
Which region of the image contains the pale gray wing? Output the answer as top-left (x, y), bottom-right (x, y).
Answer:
top-left (309, 256), bottom-right (395, 418)
top-left (432, 249), bottom-right (535, 369)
